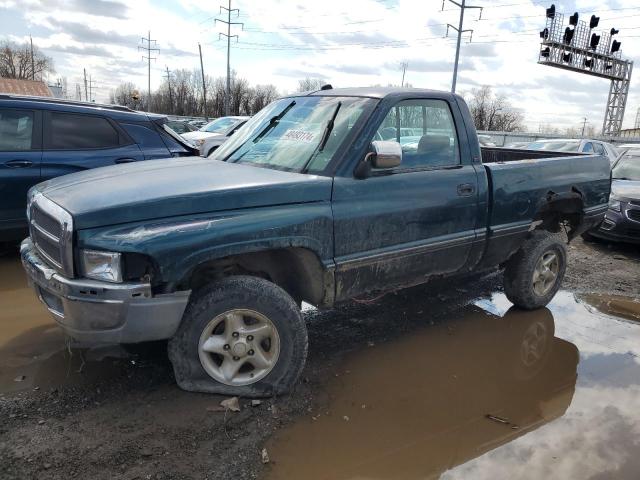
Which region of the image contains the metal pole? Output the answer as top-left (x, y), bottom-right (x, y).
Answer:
top-left (148, 31), bottom-right (151, 110)
top-left (30, 35), bottom-right (35, 80)
top-left (581, 117), bottom-right (587, 137)
top-left (198, 43), bottom-right (208, 120)
top-left (165, 66), bottom-right (173, 114)
top-left (83, 68), bottom-right (88, 102)
top-left (225, 0), bottom-right (231, 116)
top-left (452, 0), bottom-right (465, 93)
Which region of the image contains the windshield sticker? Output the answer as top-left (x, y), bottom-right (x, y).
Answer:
top-left (282, 129), bottom-right (316, 143)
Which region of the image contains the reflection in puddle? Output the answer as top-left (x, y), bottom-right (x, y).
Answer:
top-left (0, 255), bottom-right (131, 393)
top-left (577, 293), bottom-right (640, 323)
top-left (264, 292), bottom-right (640, 480)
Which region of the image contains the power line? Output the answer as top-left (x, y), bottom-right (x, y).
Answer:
top-left (163, 66), bottom-right (173, 113)
top-left (215, 0), bottom-right (244, 116)
top-left (445, 0), bottom-right (483, 93)
top-left (138, 31), bottom-right (159, 111)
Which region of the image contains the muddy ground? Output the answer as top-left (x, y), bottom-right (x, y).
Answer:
top-left (0, 237), bottom-right (639, 480)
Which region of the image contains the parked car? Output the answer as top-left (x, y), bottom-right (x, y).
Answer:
top-left (188, 119), bottom-right (208, 129)
top-left (182, 116), bottom-right (249, 151)
top-left (616, 143), bottom-right (640, 160)
top-left (504, 141), bottom-right (530, 149)
top-left (585, 149), bottom-right (640, 244)
top-left (165, 120), bottom-right (197, 135)
top-left (199, 118), bottom-right (251, 157)
top-left (0, 95), bottom-right (198, 241)
top-left (20, 87), bottom-right (610, 397)
top-left (477, 134), bottom-right (496, 147)
top-left (524, 138), bottom-right (620, 164)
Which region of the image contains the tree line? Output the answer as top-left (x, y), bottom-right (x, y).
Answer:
top-left (0, 40), bottom-right (526, 131)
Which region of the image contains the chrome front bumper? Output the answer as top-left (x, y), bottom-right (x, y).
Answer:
top-left (20, 239), bottom-right (190, 344)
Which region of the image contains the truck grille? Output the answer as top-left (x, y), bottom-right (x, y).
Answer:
top-left (29, 194), bottom-right (74, 276)
top-left (627, 209), bottom-right (640, 223)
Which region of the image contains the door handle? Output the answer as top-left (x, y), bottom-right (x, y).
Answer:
top-left (457, 183), bottom-right (475, 196)
top-left (4, 159), bottom-right (33, 168)
top-left (115, 158), bottom-right (136, 164)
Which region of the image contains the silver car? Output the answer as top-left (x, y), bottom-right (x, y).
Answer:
top-left (182, 116), bottom-right (249, 156)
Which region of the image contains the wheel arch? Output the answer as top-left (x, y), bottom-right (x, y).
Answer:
top-left (177, 246), bottom-right (334, 307)
top-left (532, 187), bottom-right (585, 240)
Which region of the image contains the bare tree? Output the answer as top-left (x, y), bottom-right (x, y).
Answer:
top-left (465, 86), bottom-right (524, 132)
top-left (0, 40), bottom-right (55, 80)
top-left (110, 74), bottom-right (280, 118)
top-left (296, 77), bottom-right (326, 92)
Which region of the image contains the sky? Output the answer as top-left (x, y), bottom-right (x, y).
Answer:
top-left (1, 0), bottom-right (639, 131)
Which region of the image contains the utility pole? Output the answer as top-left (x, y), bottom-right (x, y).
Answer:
top-left (444, 0), bottom-right (483, 93)
top-left (216, 0), bottom-right (243, 116)
top-left (29, 35), bottom-right (35, 80)
top-left (88, 75), bottom-right (97, 102)
top-left (83, 68), bottom-right (88, 102)
top-left (581, 117), bottom-right (588, 137)
top-left (198, 44), bottom-right (208, 120)
top-left (163, 66), bottom-right (173, 114)
top-left (138, 31), bottom-right (159, 111)
top-left (400, 61), bottom-right (408, 87)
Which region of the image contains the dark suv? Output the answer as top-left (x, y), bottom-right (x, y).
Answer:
top-left (0, 95), bottom-right (197, 241)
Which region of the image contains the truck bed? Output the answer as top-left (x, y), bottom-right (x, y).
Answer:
top-left (480, 147), bottom-right (583, 163)
top-left (476, 150), bottom-right (611, 268)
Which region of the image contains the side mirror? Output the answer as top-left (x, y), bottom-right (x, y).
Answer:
top-left (354, 140), bottom-right (402, 179)
top-left (370, 140), bottom-right (402, 168)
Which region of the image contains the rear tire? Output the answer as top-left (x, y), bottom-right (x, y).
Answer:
top-left (504, 230), bottom-right (567, 310)
top-left (168, 275), bottom-right (308, 397)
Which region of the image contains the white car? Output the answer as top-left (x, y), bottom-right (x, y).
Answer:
top-left (524, 138), bottom-right (621, 164)
top-left (182, 116), bottom-right (249, 150)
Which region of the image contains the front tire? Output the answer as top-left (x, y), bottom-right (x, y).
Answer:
top-left (168, 276), bottom-right (308, 397)
top-left (504, 230), bottom-right (567, 310)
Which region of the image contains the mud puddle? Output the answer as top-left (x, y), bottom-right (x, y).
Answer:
top-left (0, 255), bottom-right (133, 394)
top-left (264, 291), bottom-right (640, 480)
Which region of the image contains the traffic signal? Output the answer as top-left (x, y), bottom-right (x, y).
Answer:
top-left (590, 33), bottom-right (600, 50)
top-left (589, 15), bottom-right (599, 29)
top-left (546, 4), bottom-right (555, 19)
top-left (584, 58), bottom-right (593, 68)
top-left (540, 47), bottom-right (551, 57)
top-left (563, 27), bottom-right (574, 44)
top-left (611, 40), bottom-right (621, 53)
top-left (563, 53), bottom-right (573, 63)
top-left (569, 12), bottom-right (579, 26)
top-left (610, 28), bottom-right (619, 36)
top-left (540, 28), bottom-right (549, 39)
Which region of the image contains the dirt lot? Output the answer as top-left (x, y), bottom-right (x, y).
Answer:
top-left (1, 237), bottom-right (639, 480)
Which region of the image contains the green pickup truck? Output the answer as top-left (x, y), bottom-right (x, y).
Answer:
top-left (20, 87), bottom-right (611, 396)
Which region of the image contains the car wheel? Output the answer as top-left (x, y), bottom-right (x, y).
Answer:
top-left (168, 275), bottom-right (308, 397)
top-left (503, 230), bottom-right (567, 310)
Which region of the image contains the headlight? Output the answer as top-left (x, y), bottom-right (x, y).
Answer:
top-left (195, 139), bottom-right (205, 147)
top-left (80, 249), bottom-right (122, 283)
top-left (608, 198), bottom-right (621, 212)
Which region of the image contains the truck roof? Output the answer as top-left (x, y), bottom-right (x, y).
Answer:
top-left (298, 86), bottom-right (456, 100)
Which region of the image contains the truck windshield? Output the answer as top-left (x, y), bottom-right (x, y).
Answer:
top-left (212, 96), bottom-right (374, 173)
top-left (612, 155), bottom-right (640, 181)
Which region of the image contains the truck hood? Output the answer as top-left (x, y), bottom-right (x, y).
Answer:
top-left (612, 179), bottom-right (640, 201)
top-left (36, 157), bottom-right (333, 229)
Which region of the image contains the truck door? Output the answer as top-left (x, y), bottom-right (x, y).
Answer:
top-left (332, 98), bottom-right (479, 300)
top-left (0, 107), bottom-right (41, 238)
top-left (41, 111), bottom-right (144, 180)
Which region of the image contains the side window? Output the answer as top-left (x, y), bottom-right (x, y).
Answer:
top-left (0, 108), bottom-right (34, 151)
top-left (582, 142), bottom-right (594, 153)
top-left (46, 112), bottom-right (121, 150)
top-left (374, 99), bottom-right (460, 170)
top-left (593, 143), bottom-right (605, 155)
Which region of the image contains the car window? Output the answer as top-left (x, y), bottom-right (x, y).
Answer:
top-left (582, 142), bottom-right (594, 153)
top-left (202, 117), bottom-right (237, 133)
top-left (374, 99), bottom-right (460, 170)
top-left (593, 143), bottom-right (605, 155)
top-left (46, 112), bottom-right (120, 150)
top-left (0, 108), bottom-right (34, 151)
